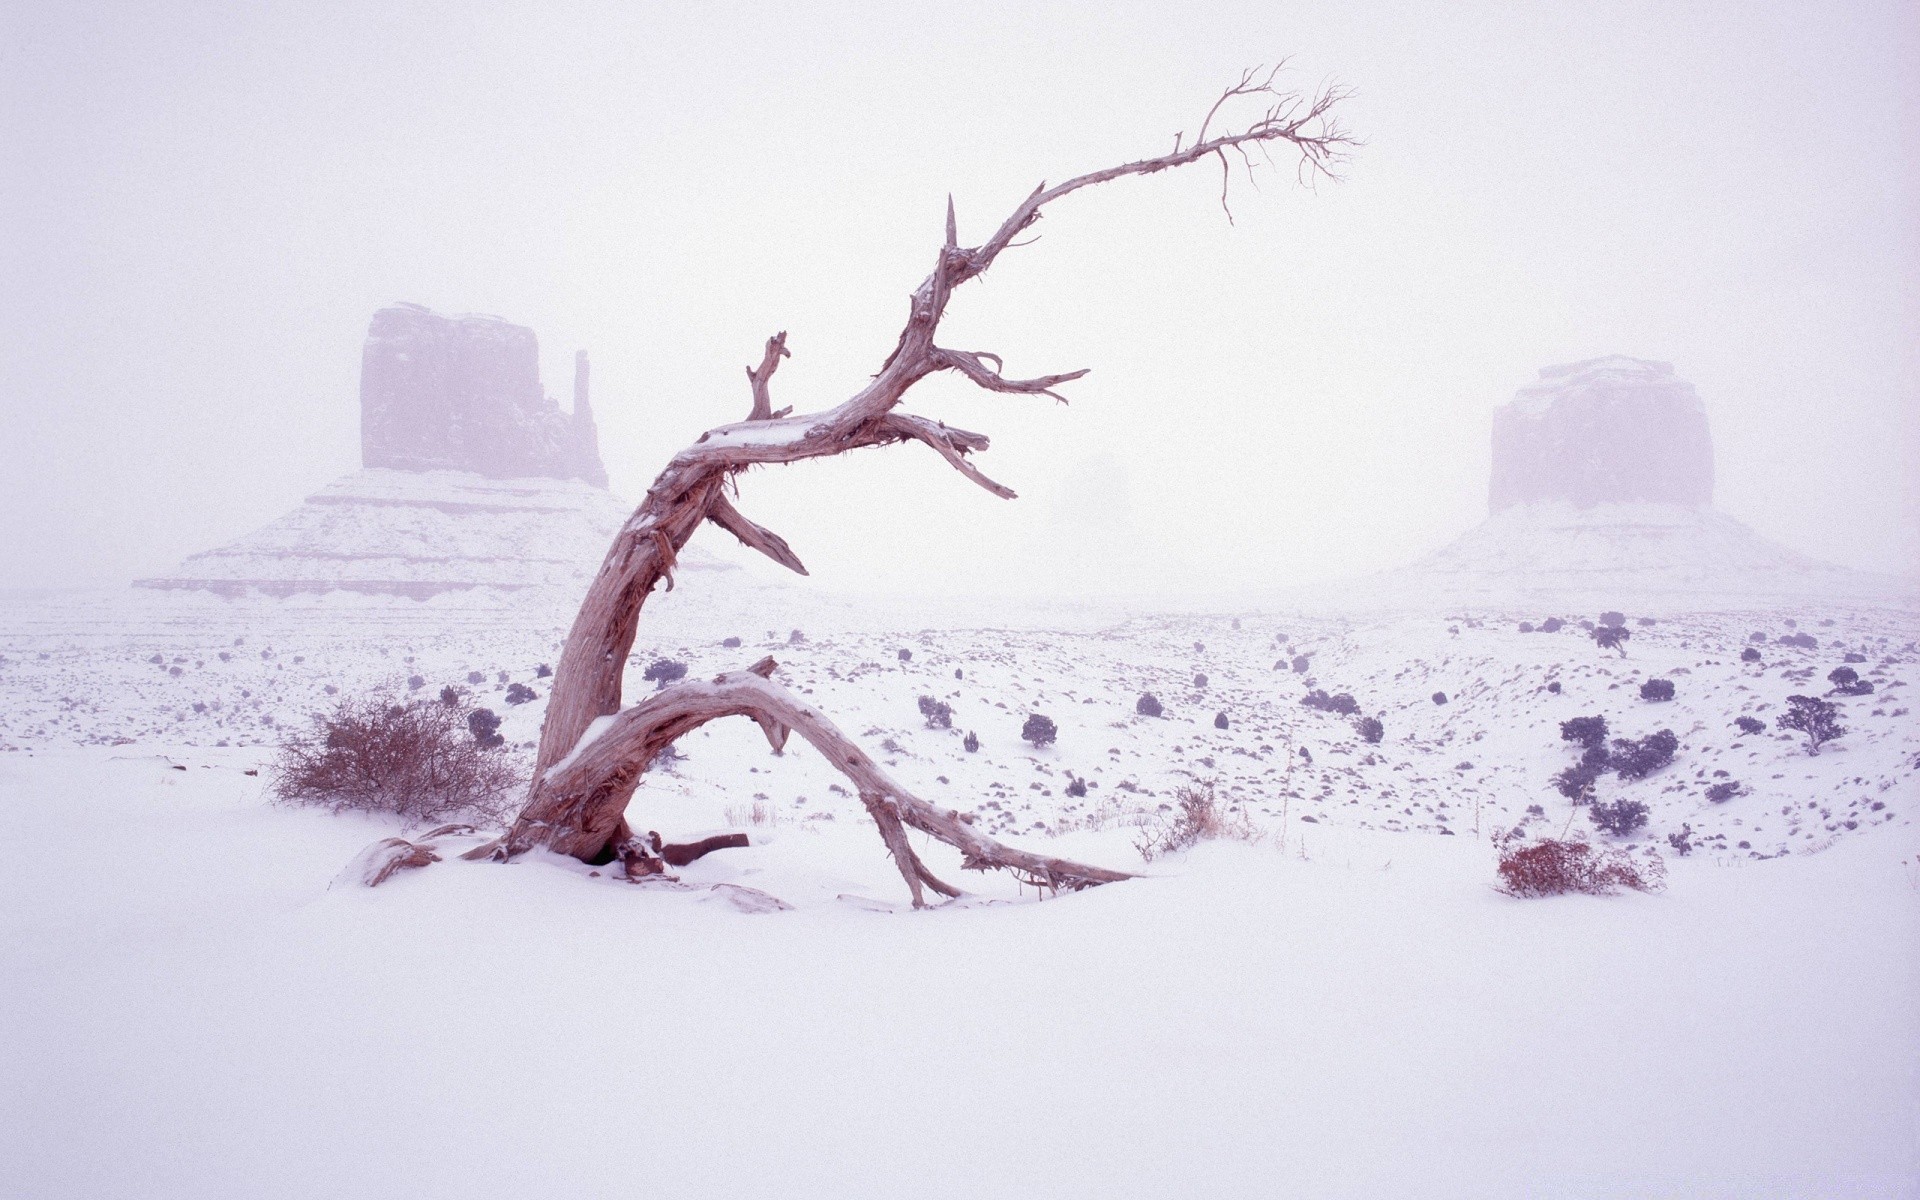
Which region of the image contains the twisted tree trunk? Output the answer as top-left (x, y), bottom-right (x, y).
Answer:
top-left (461, 68), bottom-right (1353, 903)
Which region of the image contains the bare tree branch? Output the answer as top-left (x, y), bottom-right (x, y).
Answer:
top-left (460, 68), bottom-right (1357, 904)
top-left (745, 330), bottom-right (791, 421)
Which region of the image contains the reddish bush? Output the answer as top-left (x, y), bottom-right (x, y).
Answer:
top-left (1496, 838), bottom-right (1665, 898)
top-left (272, 692), bottom-right (523, 825)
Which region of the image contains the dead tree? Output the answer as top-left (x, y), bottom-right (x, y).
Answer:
top-left (461, 68), bottom-right (1354, 903)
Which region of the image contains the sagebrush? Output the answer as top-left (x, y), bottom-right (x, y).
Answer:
top-left (272, 692), bottom-right (523, 825)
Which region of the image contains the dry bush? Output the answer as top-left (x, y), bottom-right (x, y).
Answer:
top-left (272, 692), bottom-right (523, 825)
top-left (724, 799), bottom-right (778, 827)
top-left (1134, 781), bottom-right (1257, 861)
top-left (1496, 837), bottom-right (1665, 898)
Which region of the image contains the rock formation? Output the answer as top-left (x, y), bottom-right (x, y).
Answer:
top-left (1340, 356), bottom-right (1910, 606)
top-left (1489, 356), bottom-right (1713, 511)
top-left (359, 303), bottom-right (608, 486)
top-left (135, 304), bottom-right (752, 600)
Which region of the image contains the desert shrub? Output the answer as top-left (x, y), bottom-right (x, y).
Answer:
top-left (1666, 824), bottom-right (1694, 855)
top-left (1777, 695), bottom-right (1845, 755)
top-left (788, 629), bottom-right (806, 645)
top-left (1213, 711), bottom-right (1229, 730)
top-left (1609, 729), bottom-right (1678, 780)
top-left (1639, 678), bottom-right (1675, 702)
top-left (1706, 781), bottom-right (1742, 802)
top-left (1136, 692), bottom-right (1163, 718)
top-left (1193, 673), bottom-right (1208, 689)
top-left (1748, 631), bottom-right (1767, 643)
top-left (1541, 617), bottom-right (1564, 633)
top-left (1519, 621), bottom-right (1534, 633)
top-left (1636, 617), bottom-right (1657, 627)
top-left (1599, 611), bottom-right (1626, 627)
top-left (1355, 716), bottom-right (1384, 744)
top-left (963, 730), bottom-right (979, 753)
top-left (505, 682), bottom-right (537, 706)
top-left (1301, 690), bottom-right (1359, 716)
top-left (1734, 716), bottom-right (1765, 735)
top-left (642, 658), bottom-right (688, 689)
top-left (1843, 651), bottom-right (1866, 663)
top-left (1432, 691), bottom-right (1448, 705)
top-left (722, 637), bottom-right (741, 649)
top-left (1021, 713), bottom-right (1057, 748)
top-left (1553, 760), bottom-right (1603, 803)
top-left (1740, 647), bottom-right (1761, 663)
top-left (917, 695), bottom-right (953, 729)
top-left (1560, 715), bottom-right (1609, 749)
top-left (407, 674), bottom-right (425, 691)
top-left (898, 648), bottom-right (912, 662)
top-left (272, 693), bottom-right (521, 824)
top-left (1133, 781), bottom-right (1253, 861)
top-left (1547, 681), bottom-right (1562, 694)
top-left (467, 708), bottom-right (504, 747)
top-left (439, 685), bottom-right (462, 707)
top-left (1593, 625), bottom-right (1630, 656)
top-left (1589, 798), bottom-right (1651, 837)
top-left (1496, 838), bottom-right (1664, 897)
top-left (1291, 655), bottom-right (1309, 673)
top-left (1192, 640), bottom-right (1205, 653)
top-left (1827, 666), bottom-right (1875, 696)
top-left (1781, 632), bottom-right (1818, 650)
top-left (1064, 774), bottom-right (1088, 798)
top-left (467, 671), bottom-right (485, 685)
top-left (535, 662), bottom-right (552, 678)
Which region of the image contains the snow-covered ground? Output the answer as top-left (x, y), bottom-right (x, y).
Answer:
top-left (3, 585), bottom-right (1916, 1197)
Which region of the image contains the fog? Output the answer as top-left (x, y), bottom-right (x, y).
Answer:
top-left (4, 0), bottom-right (1915, 598)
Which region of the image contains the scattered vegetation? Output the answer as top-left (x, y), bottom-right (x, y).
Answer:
top-left (1213, 711), bottom-right (1229, 730)
top-left (1828, 667), bottom-right (1874, 696)
top-left (1432, 691), bottom-right (1448, 705)
top-left (1740, 647), bottom-right (1761, 663)
top-left (271, 692), bottom-right (521, 824)
top-left (504, 683), bottom-right (537, 706)
top-left (1301, 689), bottom-right (1360, 716)
top-left (1706, 781), bottom-right (1742, 802)
top-left (1355, 716), bottom-right (1384, 744)
top-left (1540, 617), bottom-right (1564, 633)
top-left (1608, 729), bottom-right (1678, 781)
top-left (467, 708), bottom-right (504, 748)
top-left (1778, 695), bottom-right (1845, 755)
top-left (963, 730), bottom-right (980, 753)
top-left (1639, 678), bottom-right (1675, 702)
top-left (917, 695), bottom-right (953, 729)
top-left (1136, 692), bottom-right (1163, 718)
top-left (1734, 716), bottom-right (1765, 736)
top-left (1593, 625), bottom-right (1630, 656)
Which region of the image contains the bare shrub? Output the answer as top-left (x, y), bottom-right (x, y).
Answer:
top-left (1133, 781), bottom-right (1256, 860)
top-left (272, 692), bottom-right (522, 825)
top-left (724, 799), bottom-right (777, 827)
top-left (1496, 838), bottom-right (1665, 897)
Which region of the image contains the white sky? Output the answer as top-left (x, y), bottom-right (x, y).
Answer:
top-left (3, 0), bottom-right (1915, 596)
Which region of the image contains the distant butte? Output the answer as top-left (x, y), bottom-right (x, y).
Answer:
top-left (360, 303), bottom-right (608, 488)
top-left (1490, 356), bottom-right (1713, 511)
